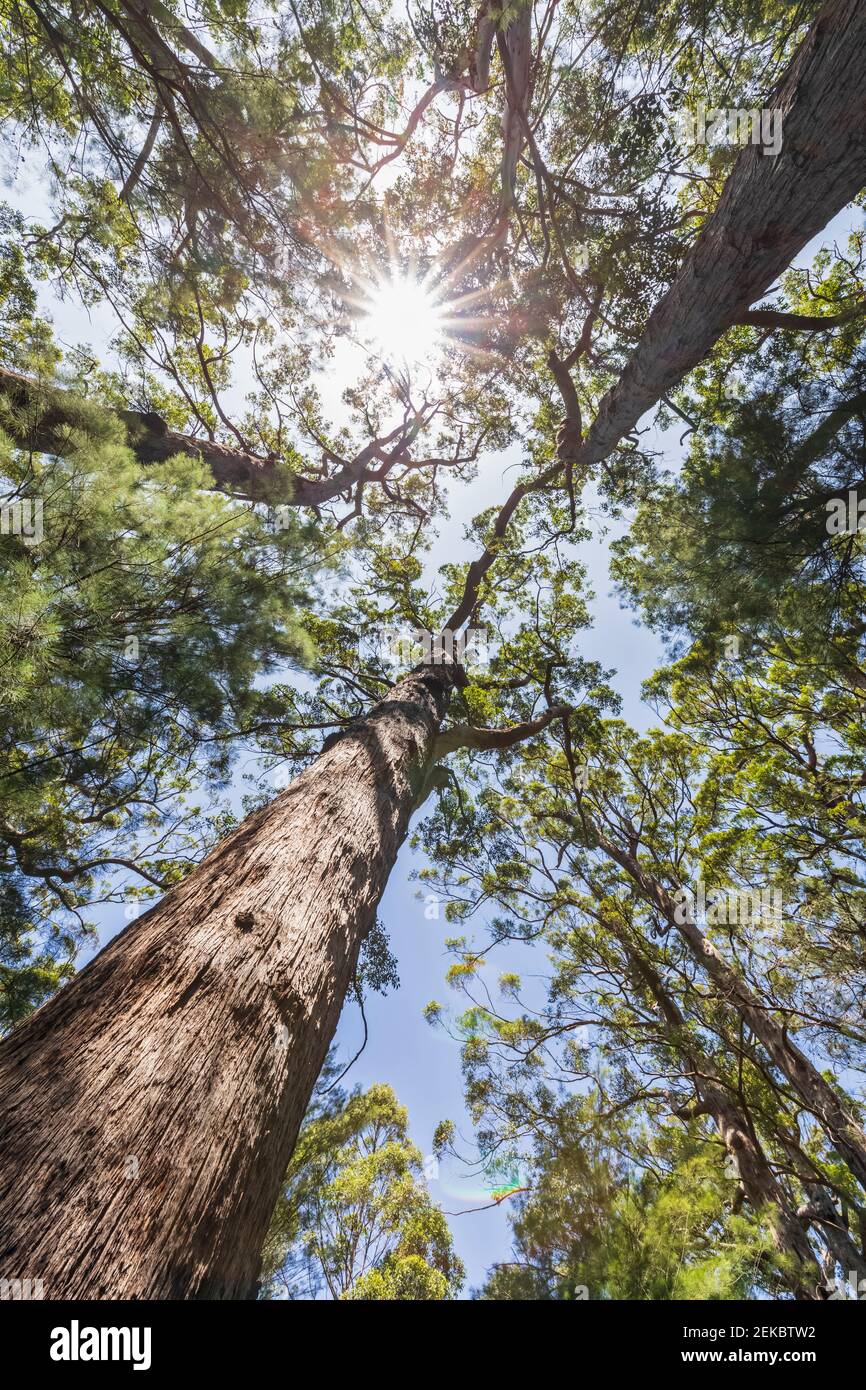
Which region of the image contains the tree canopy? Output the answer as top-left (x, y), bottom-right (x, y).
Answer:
top-left (261, 1078), bottom-right (464, 1299)
top-left (2, 0), bottom-right (866, 1307)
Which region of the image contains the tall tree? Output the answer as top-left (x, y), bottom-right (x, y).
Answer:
top-left (418, 653), bottom-right (866, 1297)
top-left (477, 1104), bottom-right (809, 1301)
top-left (2, 0), bottom-right (866, 1298)
top-left (0, 391), bottom-right (316, 1028)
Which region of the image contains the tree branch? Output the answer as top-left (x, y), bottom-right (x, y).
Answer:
top-left (432, 704), bottom-right (570, 760)
top-left (735, 303), bottom-right (866, 332)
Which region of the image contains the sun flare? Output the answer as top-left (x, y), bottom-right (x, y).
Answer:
top-left (363, 277), bottom-right (443, 366)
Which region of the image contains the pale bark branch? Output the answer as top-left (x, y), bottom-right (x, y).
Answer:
top-left (433, 704), bottom-right (570, 760)
top-left (0, 367), bottom-right (462, 511)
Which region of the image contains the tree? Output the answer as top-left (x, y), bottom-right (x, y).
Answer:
top-left (478, 1102), bottom-right (793, 1301)
top-left (0, 391), bottom-right (316, 1030)
top-left (2, 0), bottom-right (866, 1299)
top-left (261, 1082), bottom-right (463, 1300)
top-left (0, 880), bottom-right (73, 1031)
top-left (417, 606), bottom-right (866, 1299)
top-left (610, 257), bottom-right (866, 659)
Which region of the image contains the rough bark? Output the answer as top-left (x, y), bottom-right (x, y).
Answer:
top-left (2, 0), bottom-right (864, 1304)
top-left (567, 0), bottom-right (866, 473)
top-left (0, 665), bottom-right (454, 1298)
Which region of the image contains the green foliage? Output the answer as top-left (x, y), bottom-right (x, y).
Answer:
top-left (480, 1107), bottom-right (778, 1300)
top-left (0, 394), bottom-right (318, 1024)
top-left (612, 236), bottom-right (866, 656)
top-left (2, 0), bottom-right (865, 1307)
top-left (260, 1082), bottom-right (464, 1300)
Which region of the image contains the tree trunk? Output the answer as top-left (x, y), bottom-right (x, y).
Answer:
top-left (615, 922), bottom-right (821, 1297)
top-left (597, 832), bottom-right (866, 1195)
top-left (0, 664), bottom-right (453, 1298)
top-left (796, 1184), bottom-right (866, 1290)
top-left (705, 1088), bottom-right (820, 1299)
top-left (497, 4), bottom-right (532, 215)
top-left (573, 0), bottom-right (866, 474)
top-left (2, 0), bottom-right (863, 1304)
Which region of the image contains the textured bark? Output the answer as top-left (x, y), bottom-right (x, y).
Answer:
top-left (0, 665), bottom-right (453, 1298)
top-left (597, 832), bottom-right (866, 1196)
top-left (2, 0), bottom-right (863, 1304)
top-left (569, 0), bottom-right (866, 473)
top-left (796, 1184), bottom-right (866, 1289)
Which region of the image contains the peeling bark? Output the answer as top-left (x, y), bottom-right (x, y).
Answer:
top-left (497, 3), bottom-right (532, 215)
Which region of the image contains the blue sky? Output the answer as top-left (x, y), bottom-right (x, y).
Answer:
top-left (22, 178), bottom-right (862, 1294)
top-left (323, 440), bottom-right (667, 1293)
top-left (322, 205), bottom-right (862, 1293)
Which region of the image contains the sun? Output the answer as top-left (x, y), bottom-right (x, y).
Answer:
top-left (363, 277), bottom-right (444, 367)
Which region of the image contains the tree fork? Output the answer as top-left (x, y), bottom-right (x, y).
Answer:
top-left (0, 664), bottom-right (454, 1298)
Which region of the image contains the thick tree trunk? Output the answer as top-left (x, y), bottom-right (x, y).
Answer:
top-left (572, 0), bottom-right (866, 473)
top-left (0, 665), bottom-right (453, 1298)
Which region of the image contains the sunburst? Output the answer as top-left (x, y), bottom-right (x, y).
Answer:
top-left (339, 244), bottom-right (509, 375)
top-left (362, 275), bottom-right (444, 366)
